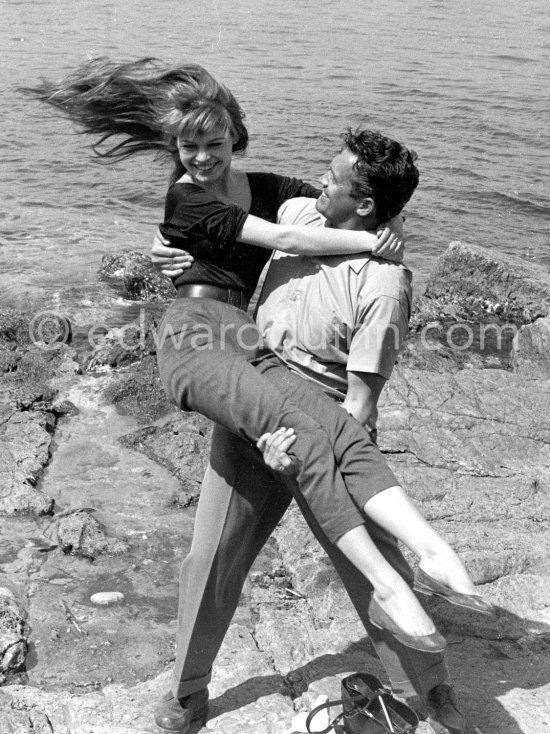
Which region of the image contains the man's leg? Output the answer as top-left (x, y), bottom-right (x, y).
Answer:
top-left (156, 425), bottom-right (292, 731)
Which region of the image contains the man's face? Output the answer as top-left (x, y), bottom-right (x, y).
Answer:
top-left (316, 148), bottom-right (367, 228)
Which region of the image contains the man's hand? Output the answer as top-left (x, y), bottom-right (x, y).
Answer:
top-left (373, 214), bottom-right (405, 263)
top-left (256, 427), bottom-right (298, 475)
top-left (151, 228), bottom-right (194, 278)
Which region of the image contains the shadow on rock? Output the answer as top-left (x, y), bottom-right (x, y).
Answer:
top-left (205, 601), bottom-right (550, 734)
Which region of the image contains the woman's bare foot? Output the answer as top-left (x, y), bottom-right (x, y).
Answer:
top-left (372, 576), bottom-right (436, 638)
top-left (368, 576), bottom-right (447, 653)
top-left (418, 548), bottom-right (477, 596)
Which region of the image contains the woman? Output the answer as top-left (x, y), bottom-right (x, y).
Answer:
top-left (24, 58), bottom-right (492, 656)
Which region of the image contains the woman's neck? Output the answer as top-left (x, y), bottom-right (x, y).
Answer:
top-left (182, 168), bottom-right (251, 210)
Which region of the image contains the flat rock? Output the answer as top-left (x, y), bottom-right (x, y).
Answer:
top-left (512, 314), bottom-right (550, 378)
top-left (119, 414), bottom-right (212, 493)
top-left (0, 333), bottom-right (80, 517)
top-left (0, 443), bottom-right (54, 516)
top-left (2, 411), bottom-right (54, 478)
top-left (0, 689), bottom-right (53, 733)
top-left (0, 588), bottom-right (28, 684)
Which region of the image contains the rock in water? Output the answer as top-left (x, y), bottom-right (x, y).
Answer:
top-left (99, 250), bottom-right (176, 301)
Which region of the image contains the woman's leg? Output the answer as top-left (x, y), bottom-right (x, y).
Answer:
top-left (253, 356), bottom-right (479, 599)
top-left (364, 487), bottom-right (477, 595)
top-left (157, 299), bottom-right (382, 542)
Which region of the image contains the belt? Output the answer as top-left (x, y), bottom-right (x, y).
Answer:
top-left (176, 283), bottom-right (249, 311)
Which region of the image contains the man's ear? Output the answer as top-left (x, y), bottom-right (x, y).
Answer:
top-left (356, 197), bottom-right (375, 217)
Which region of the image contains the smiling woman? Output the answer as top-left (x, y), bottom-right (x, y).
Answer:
top-left (177, 132), bottom-right (235, 183)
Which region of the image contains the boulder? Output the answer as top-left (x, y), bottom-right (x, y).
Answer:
top-left (57, 510), bottom-right (129, 560)
top-left (99, 250), bottom-right (176, 302)
top-left (0, 310), bottom-right (32, 349)
top-left (102, 356), bottom-right (174, 423)
top-left (423, 241), bottom-right (550, 325)
top-left (86, 318), bottom-right (157, 372)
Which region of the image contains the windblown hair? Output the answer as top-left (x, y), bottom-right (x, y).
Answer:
top-left (342, 129), bottom-right (419, 223)
top-left (21, 58), bottom-right (249, 179)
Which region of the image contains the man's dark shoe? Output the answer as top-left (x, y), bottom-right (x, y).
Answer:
top-left (404, 684), bottom-right (465, 734)
top-left (425, 684), bottom-right (466, 734)
top-left (154, 689), bottom-right (209, 733)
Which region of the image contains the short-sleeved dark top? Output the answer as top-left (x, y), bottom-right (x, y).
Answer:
top-left (160, 172), bottom-right (320, 298)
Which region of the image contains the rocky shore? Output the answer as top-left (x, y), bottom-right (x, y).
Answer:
top-left (1, 243), bottom-right (549, 734)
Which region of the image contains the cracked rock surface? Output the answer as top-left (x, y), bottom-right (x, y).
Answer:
top-left (1, 244), bottom-right (550, 734)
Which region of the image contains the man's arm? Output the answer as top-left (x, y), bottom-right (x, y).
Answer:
top-left (342, 371), bottom-right (387, 442)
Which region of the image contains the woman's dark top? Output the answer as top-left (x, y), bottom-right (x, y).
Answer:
top-left (160, 172), bottom-right (320, 299)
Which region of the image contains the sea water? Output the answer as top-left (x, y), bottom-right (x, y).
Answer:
top-left (1, 0), bottom-right (548, 327)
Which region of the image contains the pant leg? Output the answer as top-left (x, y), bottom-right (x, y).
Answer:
top-left (172, 425), bottom-right (292, 698)
top-left (253, 354), bottom-right (398, 500)
top-left (157, 299), bottom-right (397, 543)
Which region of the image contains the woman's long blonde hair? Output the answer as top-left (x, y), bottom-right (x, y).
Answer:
top-left (22, 57), bottom-right (249, 180)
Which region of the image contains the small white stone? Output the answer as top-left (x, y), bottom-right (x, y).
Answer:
top-left (288, 696), bottom-right (331, 733)
top-left (90, 591), bottom-right (124, 606)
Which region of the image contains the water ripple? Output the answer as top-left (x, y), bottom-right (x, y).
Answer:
top-left (1, 0), bottom-right (549, 306)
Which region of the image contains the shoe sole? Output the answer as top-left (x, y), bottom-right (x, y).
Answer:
top-left (414, 583), bottom-right (493, 615)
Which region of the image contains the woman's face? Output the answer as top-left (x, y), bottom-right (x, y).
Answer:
top-left (177, 127), bottom-right (234, 184)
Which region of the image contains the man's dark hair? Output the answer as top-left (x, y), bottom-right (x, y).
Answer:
top-left (342, 128), bottom-right (419, 223)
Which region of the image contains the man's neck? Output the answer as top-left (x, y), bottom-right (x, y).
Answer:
top-left (326, 218), bottom-right (377, 233)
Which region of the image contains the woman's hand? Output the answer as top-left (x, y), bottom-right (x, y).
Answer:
top-left (151, 228), bottom-right (194, 278)
top-left (256, 427), bottom-right (297, 475)
top-left (373, 214), bottom-right (405, 263)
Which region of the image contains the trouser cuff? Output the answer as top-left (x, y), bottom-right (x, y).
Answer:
top-left (171, 669), bottom-right (212, 699)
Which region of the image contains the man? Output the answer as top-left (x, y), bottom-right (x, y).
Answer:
top-left (152, 129), bottom-right (465, 734)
